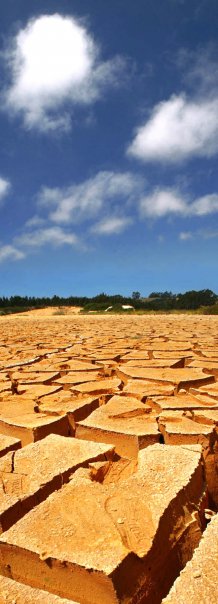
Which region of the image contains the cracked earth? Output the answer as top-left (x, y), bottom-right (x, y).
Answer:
top-left (0, 310), bottom-right (217, 603)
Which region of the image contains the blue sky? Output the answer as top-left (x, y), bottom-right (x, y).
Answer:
top-left (0, 0), bottom-right (218, 297)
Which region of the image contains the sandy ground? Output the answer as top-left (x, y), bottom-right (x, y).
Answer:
top-left (0, 306), bottom-right (82, 320)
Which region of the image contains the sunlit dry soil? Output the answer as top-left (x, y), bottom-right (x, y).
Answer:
top-left (0, 310), bottom-right (218, 603)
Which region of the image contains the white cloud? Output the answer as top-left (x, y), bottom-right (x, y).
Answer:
top-left (179, 231), bottom-right (193, 240)
top-left (200, 228), bottom-right (218, 239)
top-left (140, 188), bottom-right (187, 217)
top-left (140, 188), bottom-right (218, 219)
top-left (0, 177), bottom-right (11, 202)
top-left (191, 193), bottom-right (218, 215)
top-left (127, 94), bottom-right (218, 163)
top-left (0, 245), bottom-right (25, 263)
top-left (16, 226), bottom-right (78, 248)
top-left (38, 171), bottom-right (144, 224)
top-left (25, 215), bottom-right (46, 228)
top-left (3, 14), bottom-right (125, 132)
top-left (91, 216), bottom-right (133, 235)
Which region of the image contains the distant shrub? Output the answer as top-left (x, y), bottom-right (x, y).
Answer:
top-left (202, 304), bottom-right (218, 315)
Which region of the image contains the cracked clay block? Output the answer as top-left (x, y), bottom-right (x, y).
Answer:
top-left (158, 410), bottom-right (218, 508)
top-left (122, 380), bottom-right (175, 398)
top-left (0, 444), bottom-right (205, 604)
top-left (0, 412), bottom-right (69, 446)
top-left (117, 367), bottom-right (214, 391)
top-left (76, 395), bottom-right (159, 457)
top-left (162, 513), bottom-right (218, 604)
top-left (0, 575), bottom-right (80, 603)
top-left (38, 394), bottom-right (100, 433)
top-left (0, 434), bottom-right (21, 458)
top-left (0, 434), bottom-right (114, 533)
top-left (71, 377), bottom-right (121, 395)
top-left (149, 393), bottom-right (218, 411)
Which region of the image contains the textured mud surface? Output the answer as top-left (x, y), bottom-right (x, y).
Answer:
top-left (0, 312), bottom-right (217, 603)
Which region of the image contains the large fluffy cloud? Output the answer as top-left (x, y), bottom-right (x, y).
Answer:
top-left (128, 94), bottom-right (218, 163)
top-left (3, 14), bottom-right (125, 131)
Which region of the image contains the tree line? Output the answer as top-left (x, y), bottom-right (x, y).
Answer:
top-left (0, 289), bottom-right (217, 313)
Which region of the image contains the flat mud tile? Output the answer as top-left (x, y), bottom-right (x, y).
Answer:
top-left (187, 359), bottom-right (218, 377)
top-left (52, 360), bottom-right (103, 371)
top-left (119, 351), bottom-right (150, 360)
top-left (16, 384), bottom-right (62, 398)
top-left (124, 358), bottom-right (184, 368)
top-left (190, 382), bottom-right (218, 399)
top-left (10, 371), bottom-right (60, 385)
top-left (39, 394), bottom-right (100, 427)
top-left (54, 371), bottom-right (101, 386)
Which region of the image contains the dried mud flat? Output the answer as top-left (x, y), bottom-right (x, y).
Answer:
top-left (0, 311), bottom-right (218, 603)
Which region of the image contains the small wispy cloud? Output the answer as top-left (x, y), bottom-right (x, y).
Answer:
top-left (140, 188), bottom-right (218, 218)
top-left (0, 177), bottom-right (11, 203)
top-left (2, 14), bottom-right (126, 132)
top-left (200, 228), bottom-right (218, 239)
top-left (16, 226), bottom-right (78, 248)
top-left (179, 231), bottom-right (193, 240)
top-left (0, 245), bottom-right (25, 263)
top-left (179, 228), bottom-right (218, 241)
top-left (90, 216), bottom-right (133, 235)
top-left (38, 171), bottom-right (144, 224)
top-left (25, 215), bottom-right (46, 228)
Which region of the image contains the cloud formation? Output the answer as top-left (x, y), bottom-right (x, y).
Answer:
top-left (38, 171), bottom-right (144, 224)
top-left (16, 226), bottom-right (78, 248)
top-left (140, 188), bottom-right (218, 218)
top-left (179, 231), bottom-right (193, 240)
top-left (0, 245), bottom-right (25, 263)
top-left (3, 14), bottom-right (125, 131)
top-left (128, 94), bottom-right (218, 163)
top-left (0, 177), bottom-right (11, 202)
top-left (91, 216), bottom-right (133, 235)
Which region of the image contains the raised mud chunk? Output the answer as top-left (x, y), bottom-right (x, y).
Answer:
top-left (0, 444), bottom-right (205, 604)
top-left (149, 393), bottom-right (218, 412)
top-left (71, 377), bottom-right (121, 395)
top-left (0, 434), bottom-right (21, 458)
top-left (158, 410), bottom-right (218, 508)
top-left (0, 575), bottom-right (80, 603)
top-left (117, 367), bottom-right (214, 392)
top-left (0, 434), bottom-right (114, 533)
top-left (162, 513), bottom-right (218, 604)
top-left (0, 412), bottom-right (69, 446)
top-left (76, 395), bottom-right (159, 458)
top-left (122, 379), bottom-right (175, 398)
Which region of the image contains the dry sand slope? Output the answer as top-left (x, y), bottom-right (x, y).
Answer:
top-left (0, 311), bottom-right (218, 603)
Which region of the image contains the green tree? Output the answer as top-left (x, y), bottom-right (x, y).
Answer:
top-left (132, 291), bottom-right (141, 300)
